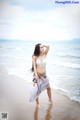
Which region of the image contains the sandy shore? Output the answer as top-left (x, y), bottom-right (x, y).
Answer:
top-left (0, 64), bottom-right (80, 120)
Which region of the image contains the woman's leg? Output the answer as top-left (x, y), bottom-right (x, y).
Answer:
top-left (36, 98), bottom-right (39, 107)
top-left (46, 86), bottom-right (53, 104)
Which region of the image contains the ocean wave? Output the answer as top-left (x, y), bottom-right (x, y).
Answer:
top-left (0, 46), bottom-right (24, 51)
top-left (48, 60), bottom-right (80, 69)
top-left (60, 89), bottom-right (80, 103)
top-left (51, 86), bottom-right (80, 103)
top-left (50, 74), bottom-right (80, 103)
top-left (7, 47), bottom-right (24, 51)
top-left (15, 47), bottom-right (24, 51)
top-left (56, 54), bottom-right (80, 59)
top-left (0, 54), bottom-right (31, 61)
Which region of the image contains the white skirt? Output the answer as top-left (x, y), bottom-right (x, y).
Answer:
top-left (29, 76), bottom-right (50, 102)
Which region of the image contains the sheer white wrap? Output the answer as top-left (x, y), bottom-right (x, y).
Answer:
top-left (29, 76), bottom-right (49, 102)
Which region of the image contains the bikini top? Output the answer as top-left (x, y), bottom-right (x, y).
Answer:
top-left (36, 58), bottom-right (46, 66)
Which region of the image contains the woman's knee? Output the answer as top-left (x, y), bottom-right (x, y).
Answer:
top-left (47, 86), bottom-right (51, 91)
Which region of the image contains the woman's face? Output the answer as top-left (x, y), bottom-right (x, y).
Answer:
top-left (39, 45), bottom-right (44, 53)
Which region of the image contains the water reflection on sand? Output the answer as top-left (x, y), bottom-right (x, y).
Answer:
top-left (34, 104), bottom-right (53, 120)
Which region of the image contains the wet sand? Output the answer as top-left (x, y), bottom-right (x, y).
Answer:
top-left (0, 65), bottom-right (80, 120)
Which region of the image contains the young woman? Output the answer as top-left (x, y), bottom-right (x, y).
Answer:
top-left (29, 43), bottom-right (53, 106)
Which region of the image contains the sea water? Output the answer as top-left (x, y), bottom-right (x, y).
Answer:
top-left (0, 39), bottom-right (80, 103)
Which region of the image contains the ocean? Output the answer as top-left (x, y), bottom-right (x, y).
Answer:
top-left (0, 39), bottom-right (80, 103)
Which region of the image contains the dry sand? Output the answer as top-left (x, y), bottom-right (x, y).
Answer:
top-left (0, 65), bottom-right (80, 120)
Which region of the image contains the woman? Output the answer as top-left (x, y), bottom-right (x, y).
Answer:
top-left (29, 43), bottom-right (52, 106)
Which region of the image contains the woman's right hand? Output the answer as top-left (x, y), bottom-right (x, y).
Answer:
top-left (34, 74), bottom-right (39, 80)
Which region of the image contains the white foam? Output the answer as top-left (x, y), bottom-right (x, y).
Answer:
top-left (0, 54), bottom-right (31, 61)
top-left (48, 60), bottom-right (80, 69)
top-left (15, 47), bottom-right (23, 51)
top-left (51, 86), bottom-right (80, 103)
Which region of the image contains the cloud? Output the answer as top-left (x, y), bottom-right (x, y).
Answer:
top-left (0, 0), bottom-right (55, 11)
top-left (0, 2), bottom-right (80, 41)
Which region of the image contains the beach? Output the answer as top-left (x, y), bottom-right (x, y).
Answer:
top-left (0, 0), bottom-right (80, 119)
top-left (0, 65), bottom-right (80, 120)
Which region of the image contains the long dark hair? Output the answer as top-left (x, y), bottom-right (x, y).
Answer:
top-left (31, 43), bottom-right (41, 72)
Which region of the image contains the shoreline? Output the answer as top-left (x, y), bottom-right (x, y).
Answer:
top-left (51, 88), bottom-right (80, 105)
top-left (0, 65), bottom-right (80, 120)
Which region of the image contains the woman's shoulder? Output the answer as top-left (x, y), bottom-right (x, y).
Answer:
top-left (32, 55), bottom-right (37, 60)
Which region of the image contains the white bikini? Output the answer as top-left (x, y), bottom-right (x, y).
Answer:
top-left (36, 58), bottom-right (46, 66)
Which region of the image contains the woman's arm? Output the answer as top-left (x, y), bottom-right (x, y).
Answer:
top-left (32, 55), bottom-right (38, 79)
top-left (43, 45), bottom-right (49, 55)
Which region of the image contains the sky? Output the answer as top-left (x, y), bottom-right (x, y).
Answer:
top-left (0, 0), bottom-right (80, 41)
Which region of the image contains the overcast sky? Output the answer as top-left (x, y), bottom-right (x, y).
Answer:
top-left (0, 0), bottom-right (80, 41)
